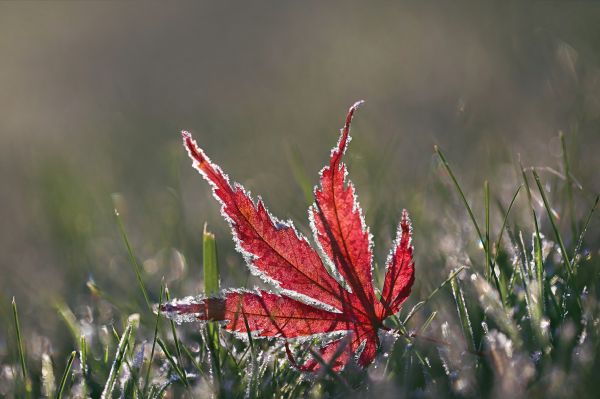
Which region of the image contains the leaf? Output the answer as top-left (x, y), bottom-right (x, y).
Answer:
top-left (163, 102), bottom-right (415, 371)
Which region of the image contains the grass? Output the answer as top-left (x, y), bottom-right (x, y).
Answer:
top-left (2, 131), bottom-right (599, 398)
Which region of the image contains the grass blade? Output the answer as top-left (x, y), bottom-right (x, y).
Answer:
top-left (450, 277), bottom-right (475, 352)
top-left (55, 301), bottom-right (81, 344)
top-left (55, 351), bottom-right (76, 399)
top-left (520, 161), bottom-right (545, 316)
top-left (435, 145), bottom-right (484, 247)
top-left (12, 297), bottom-right (31, 396)
top-left (41, 353), bottom-right (56, 398)
top-left (572, 195), bottom-right (599, 271)
top-left (143, 282), bottom-right (164, 396)
top-left (79, 335), bottom-right (87, 377)
top-left (203, 224), bottom-right (220, 295)
top-left (203, 224), bottom-right (222, 393)
top-left (485, 181), bottom-right (504, 302)
top-left (418, 311), bottom-right (438, 335)
top-left (560, 131), bottom-right (578, 238)
top-left (532, 171), bottom-right (574, 279)
top-left (492, 185), bottom-right (522, 270)
top-left (113, 203), bottom-right (151, 310)
top-left (101, 320), bottom-right (133, 399)
top-left (157, 337), bottom-right (189, 387)
top-left (404, 266), bottom-right (468, 325)
top-left (164, 286), bottom-right (188, 386)
top-left (485, 180), bottom-right (491, 281)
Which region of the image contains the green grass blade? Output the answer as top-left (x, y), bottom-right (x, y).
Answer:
top-left (404, 266), bottom-right (468, 325)
top-left (164, 286), bottom-right (188, 386)
top-left (520, 162), bottom-right (545, 315)
top-left (79, 335), bottom-right (87, 377)
top-left (181, 343), bottom-right (205, 377)
top-left (41, 353), bottom-right (56, 398)
top-left (203, 224), bottom-right (222, 392)
top-left (55, 301), bottom-right (81, 344)
top-left (560, 131), bottom-right (578, 238)
top-left (450, 277), bottom-right (475, 352)
top-left (485, 181), bottom-right (491, 281)
top-left (143, 282), bottom-right (164, 396)
top-left (418, 311), bottom-right (438, 335)
top-left (243, 313), bottom-right (258, 399)
top-left (435, 145), bottom-right (484, 247)
top-left (532, 171), bottom-right (574, 279)
top-left (203, 224), bottom-right (220, 295)
top-left (156, 337), bottom-right (189, 387)
top-left (113, 204), bottom-right (151, 310)
top-left (12, 297), bottom-right (31, 395)
top-left (485, 181), bottom-right (504, 302)
top-left (492, 185), bottom-right (522, 269)
top-left (572, 195), bottom-right (599, 272)
top-left (101, 321), bottom-right (133, 399)
top-left (55, 351), bottom-right (76, 399)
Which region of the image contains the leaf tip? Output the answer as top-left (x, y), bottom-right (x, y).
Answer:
top-left (350, 99), bottom-right (365, 111)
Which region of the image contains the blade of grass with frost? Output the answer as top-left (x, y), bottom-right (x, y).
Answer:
top-left (79, 335), bottom-right (87, 377)
top-left (534, 169), bottom-right (582, 314)
top-left (164, 286), bottom-right (188, 387)
top-left (492, 185), bottom-right (522, 299)
top-left (485, 181), bottom-right (491, 282)
top-left (108, 318), bottom-right (141, 396)
top-left (127, 314), bottom-right (140, 357)
top-left (156, 337), bottom-right (189, 387)
top-left (78, 335), bottom-right (89, 398)
top-left (451, 277), bottom-right (475, 352)
top-left (471, 274), bottom-right (521, 347)
top-left (243, 313), bottom-right (259, 399)
top-left (12, 297), bottom-right (31, 396)
top-left (533, 171), bottom-right (574, 280)
top-left (143, 282), bottom-right (164, 396)
top-left (203, 224), bottom-right (222, 386)
top-left (513, 228), bottom-right (548, 346)
top-left (520, 163), bottom-right (545, 316)
top-left (113, 205), bottom-right (151, 311)
top-left (485, 181), bottom-right (504, 302)
top-left (41, 353), bottom-right (56, 398)
top-left (181, 344), bottom-right (205, 378)
top-left (492, 185), bottom-right (522, 270)
top-left (404, 266), bottom-right (468, 325)
top-left (101, 321), bottom-right (133, 399)
top-left (560, 132), bottom-right (578, 238)
top-left (507, 229), bottom-right (533, 305)
top-left (572, 195), bottom-right (599, 271)
top-left (55, 351), bottom-right (76, 399)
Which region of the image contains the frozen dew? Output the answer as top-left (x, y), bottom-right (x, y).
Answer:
top-left (540, 318), bottom-right (551, 332)
top-left (531, 350), bottom-right (542, 363)
top-left (133, 342), bottom-right (146, 369)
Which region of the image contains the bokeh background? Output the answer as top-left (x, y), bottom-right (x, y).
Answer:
top-left (1, 0), bottom-right (600, 374)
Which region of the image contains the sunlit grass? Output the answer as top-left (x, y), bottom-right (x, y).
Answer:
top-left (2, 131), bottom-right (599, 398)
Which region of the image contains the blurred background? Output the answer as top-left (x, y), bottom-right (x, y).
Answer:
top-left (1, 0), bottom-right (600, 369)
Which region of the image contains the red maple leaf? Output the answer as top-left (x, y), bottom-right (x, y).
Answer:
top-left (162, 102), bottom-right (415, 371)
